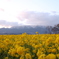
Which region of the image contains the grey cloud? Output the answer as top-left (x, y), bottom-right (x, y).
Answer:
top-left (0, 20), bottom-right (19, 26)
top-left (18, 11), bottom-right (59, 26)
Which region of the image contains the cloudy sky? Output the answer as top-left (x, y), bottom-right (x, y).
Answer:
top-left (0, 0), bottom-right (59, 28)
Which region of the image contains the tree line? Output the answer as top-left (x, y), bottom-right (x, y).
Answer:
top-left (46, 24), bottom-right (59, 34)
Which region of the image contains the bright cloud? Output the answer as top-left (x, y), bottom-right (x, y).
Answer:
top-left (0, 0), bottom-right (22, 27)
top-left (0, 0), bottom-right (59, 28)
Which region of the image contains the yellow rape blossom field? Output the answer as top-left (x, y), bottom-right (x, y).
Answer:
top-left (0, 33), bottom-right (59, 59)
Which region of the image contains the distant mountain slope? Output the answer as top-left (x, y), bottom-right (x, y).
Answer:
top-left (0, 26), bottom-right (48, 34)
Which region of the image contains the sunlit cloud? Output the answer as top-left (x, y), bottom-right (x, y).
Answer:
top-left (0, 8), bottom-right (4, 11)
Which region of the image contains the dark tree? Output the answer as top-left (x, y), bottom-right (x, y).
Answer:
top-left (52, 24), bottom-right (59, 34)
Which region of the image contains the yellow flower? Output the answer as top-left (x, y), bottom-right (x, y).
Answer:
top-left (20, 55), bottom-right (24, 59)
top-left (14, 54), bottom-right (19, 57)
top-left (8, 48), bottom-right (16, 56)
top-left (48, 49), bottom-right (52, 53)
top-left (25, 53), bottom-right (32, 59)
top-left (4, 57), bottom-right (8, 59)
top-left (17, 46), bottom-right (25, 55)
top-left (33, 49), bottom-right (36, 53)
top-left (38, 54), bottom-right (46, 59)
top-left (46, 54), bottom-right (56, 59)
top-left (52, 48), bottom-right (57, 53)
top-left (57, 47), bottom-right (59, 50)
top-left (37, 49), bottom-right (43, 57)
top-left (35, 45), bottom-right (39, 48)
top-left (56, 54), bottom-right (59, 58)
top-left (35, 32), bottom-right (39, 34)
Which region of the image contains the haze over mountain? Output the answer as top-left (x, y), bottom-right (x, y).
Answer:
top-left (0, 26), bottom-right (49, 34)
